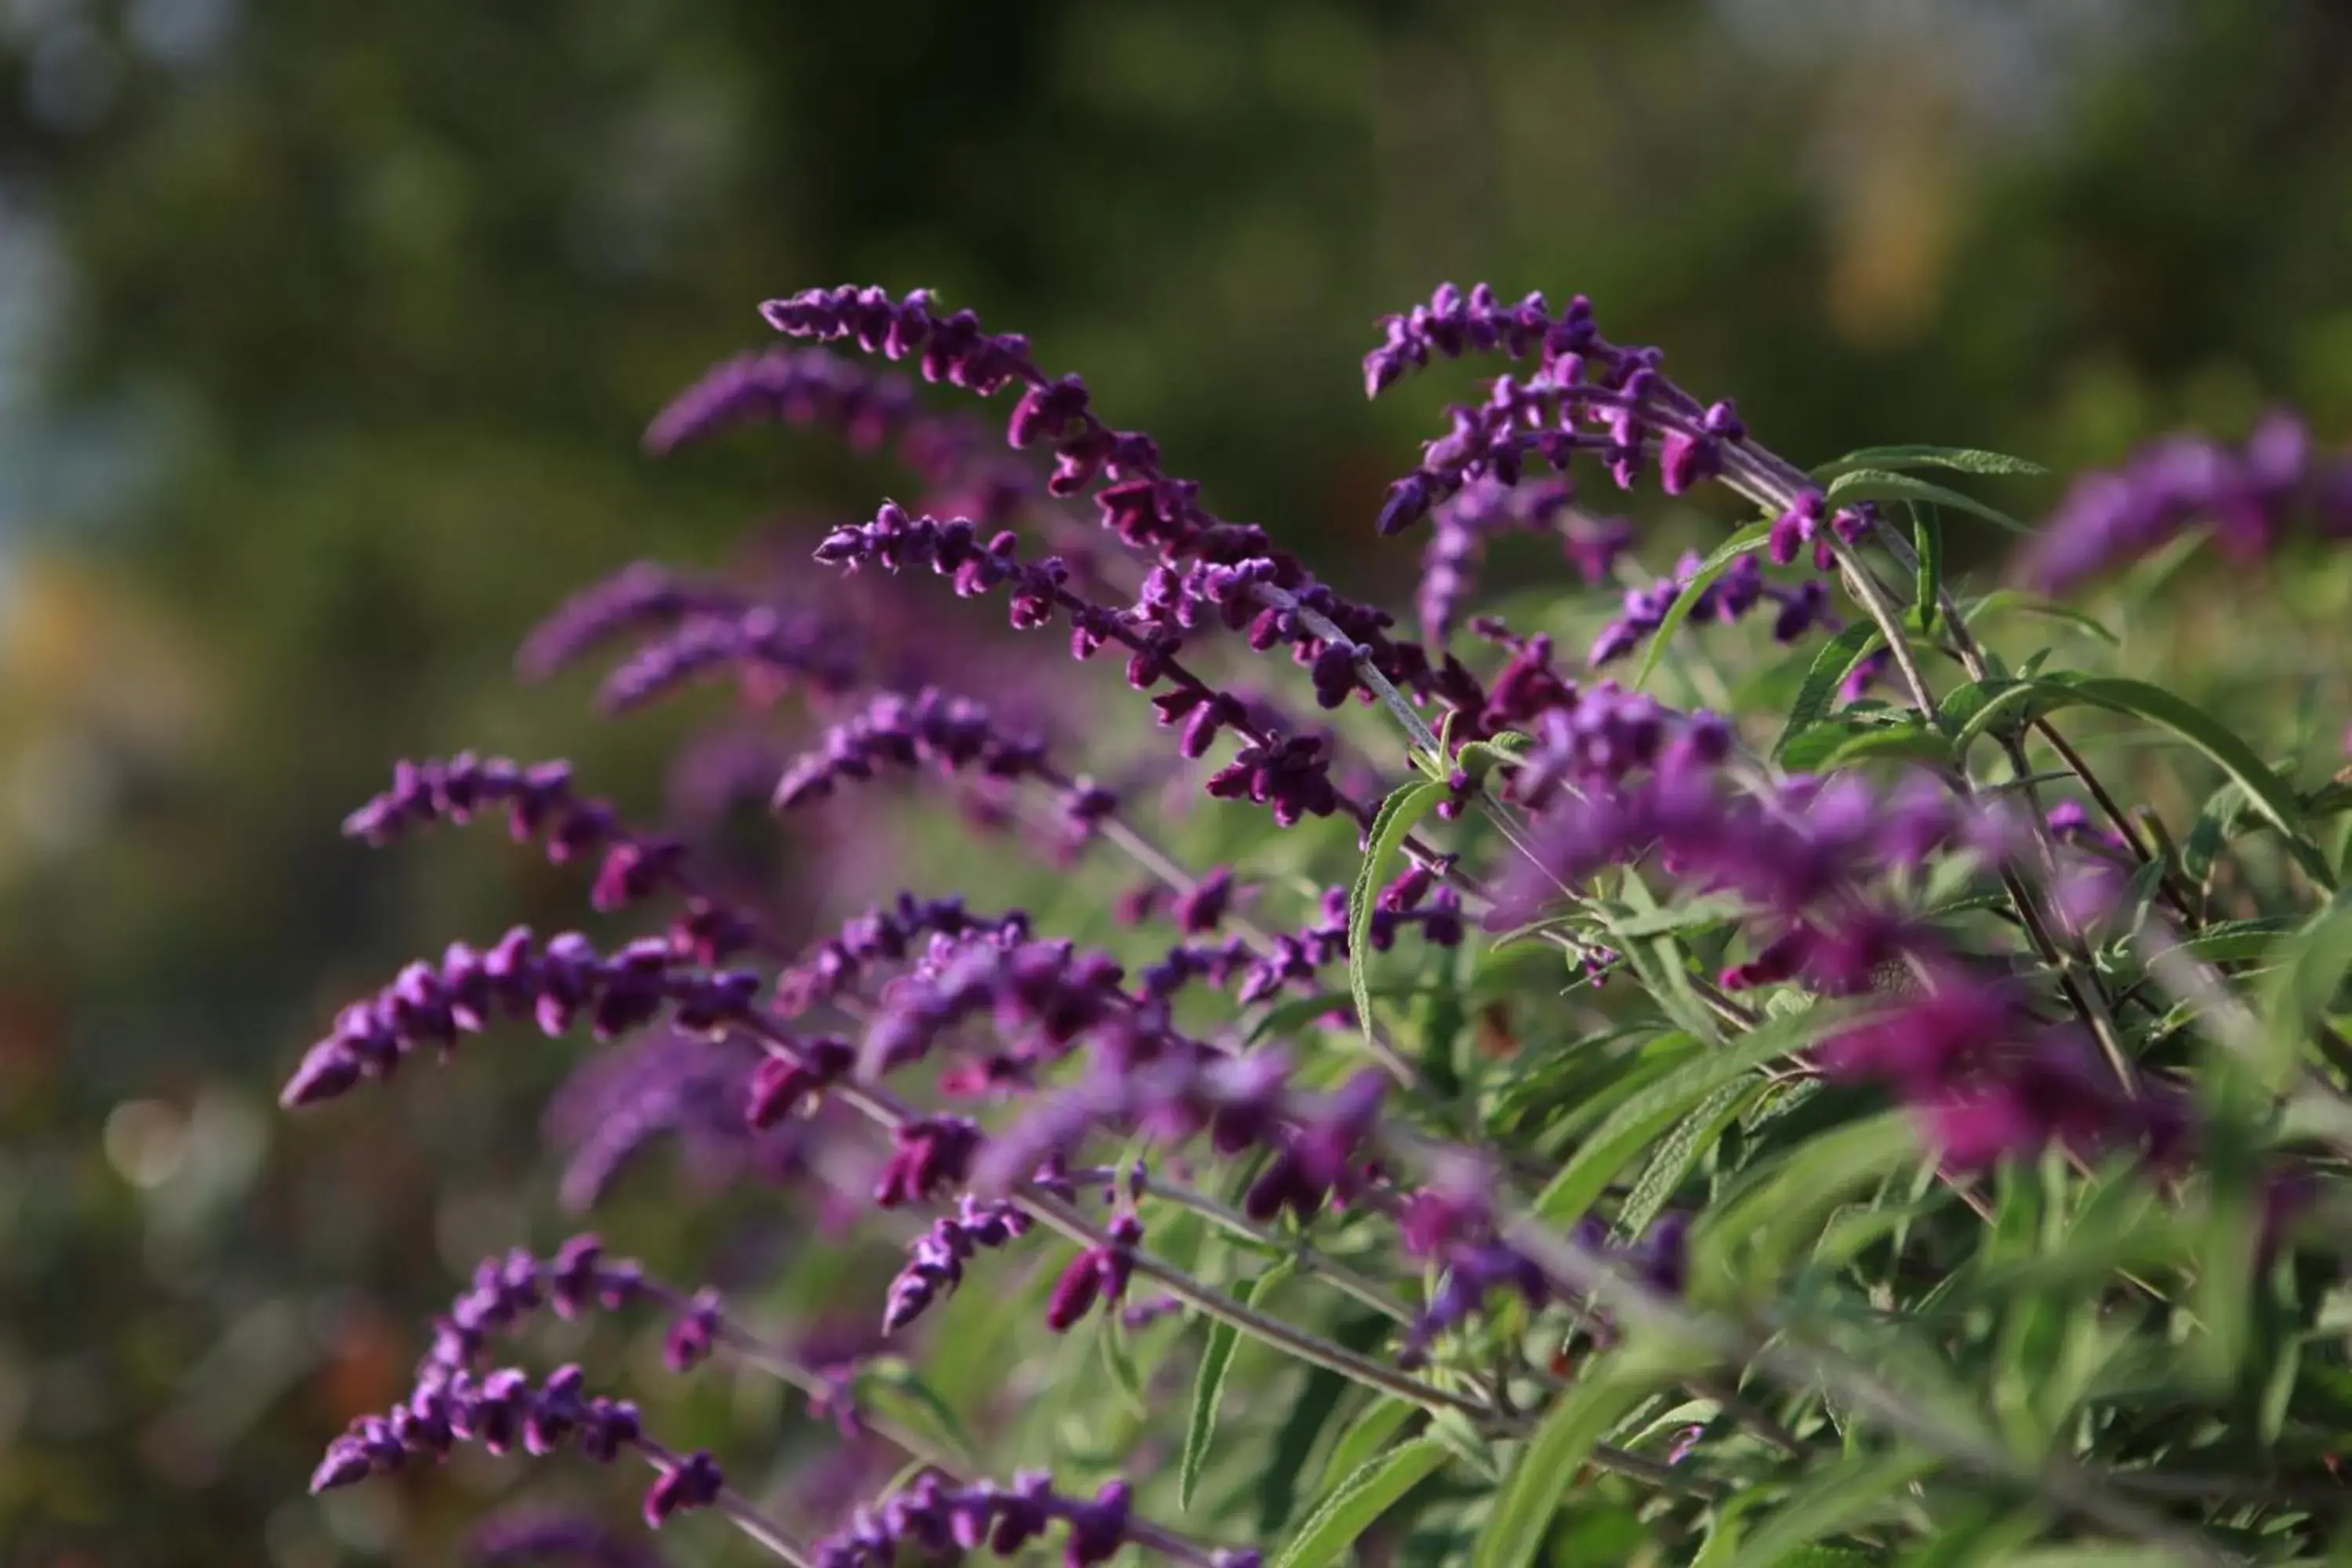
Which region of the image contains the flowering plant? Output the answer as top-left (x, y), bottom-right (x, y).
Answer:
top-left (281, 279), bottom-right (2352, 1565)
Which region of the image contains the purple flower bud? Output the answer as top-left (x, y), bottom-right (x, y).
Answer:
top-left (643, 1449), bottom-right (725, 1528)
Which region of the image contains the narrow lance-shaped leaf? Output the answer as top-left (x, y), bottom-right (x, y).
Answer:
top-left (1813, 444), bottom-right (2047, 479)
top-left (1631, 518), bottom-right (1773, 693)
top-left (1180, 1261), bottom-right (1298, 1509)
top-left (1348, 779), bottom-right (1449, 1040)
top-left (1825, 468), bottom-right (2032, 536)
top-left (1774, 620), bottom-right (1885, 761)
top-left (1270, 1438), bottom-right (1452, 1568)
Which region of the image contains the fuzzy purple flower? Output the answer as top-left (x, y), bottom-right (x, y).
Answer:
top-left (1417, 477), bottom-right (1628, 644)
top-left (598, 605), bottom-right (857, 713)
top-left (279, 928), bottom-right (760, 1109)
top-left (1819, 968), bottom-right (2194, 1171)
top-left (546, 1032), bottom-right (802, 1211)
top-left (1587, 551), bottom-right (1838, 670)
top-left (771, 687), bottom-right (1091, 818)
top-left (309, 1363), bottom-right (652, 1503)
top-left (807, 1472), bottom-right (1219, 1568)
top-left (883, 1195), bottom-right (1036, 1333)
top-left (470, 1511), bottom-right (662, 1568)
top-left (1363, 283), bottom-right (1763, 530)
top-left (2016, 411), bottom-right (2352, 595)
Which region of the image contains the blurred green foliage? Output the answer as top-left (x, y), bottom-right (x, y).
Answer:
top-left (5, 2), bottom-right (2352, 1563)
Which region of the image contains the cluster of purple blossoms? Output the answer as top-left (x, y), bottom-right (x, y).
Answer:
top-left (309, 1364), bottom-right (680, 1517)
top-left (883, 1196), bottom-right (1035, 1333)
top-left (645, 344), bottom-right (930, 458)
top-left (772, 894), bottom-right (1033, 1018)
top-left (860, 936), bottom-right (1154, 1081)
top-left (1393, 1161), bottom-right (1687, 1365)
top-left (1588, 551), bottom-right (1840, 669)
top-left (599, 604), bottom-right (857, 713)
top-left (812, 1472), bottom-right (1248, 1568)
top-left (2016, 410), bottom-right (2352, 595)
top-left (546, 1031), bottom-right (803, 1213)
top-left (1820, 970), bottom-right (2194, 1171)
top-left (420, 1235), bottom-right (676, 1381)
top-left (771, 687), bottom-right (1113, 840)
top-left (471, 1511), bottom-right (661, 1568)
top-left (311, 1236), bottom-right (737, 1529)
top-left (516, 562), bottom-right (750, 683)
top-left (343, 756), bottom-right (768, 965)
top-left (1499, 689), bottom-right (1732, 813)
top-left (345, 756), bottom-right (691, 910)
top-left (1363, 284), bottom-right (1756, 531)
top-left (1764, 488), bottom-right (1876, 572)
top-left (1415, 476), bottom-right (1633, 644)
top-left (280, 928), bottom-right (760, 1109)
top-left (1501, 767), bottom-right (2018, 996)
top-left (765, 286), bottom-right (1453, 725)
top-left (1221, 877), bottom-right (1465, 1007)
top-left (762, 681), bottom-right (1110, 832)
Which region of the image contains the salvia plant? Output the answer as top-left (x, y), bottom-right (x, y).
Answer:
top-left (278, 278), bottom-right (2352, 1566)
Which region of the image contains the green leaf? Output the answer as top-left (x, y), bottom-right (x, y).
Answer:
top-left (1958, 590), bottom-right (2119, 648)
top-left (2183, 782), bottom-right (2252, 890)
top-left (1912, 504), bottom-right (1944, 635)
top-left (1700, 1110), bottom-right (1919, 1291)
top-left (856, 1362), bottom-right (982, 1469)
top-left (1817, 720), bottom-right (1956, 772)
top-left (1824, 468), bottom-right (2031, 536)
top-left (1774, 620), bottom-right (1885, 760)
top-left (1617, 1076), bottom-right (1764, 1239)
top-left (1454, 731), bottom-right (1534, 782)
top-left (1733, 1440), bottom-right (1934, 1568)
top-left (2263, 887), bottom-right (2352, 1087)
top-left (1097, 1309), bottom-right (1148, 1418)
top-left (1316, 1396), bottom-right (1416, 1496)
top-left (1814, 444), bottom-right (2046, 479)
top-left (1181, 1261), bottom-right (1296, 1510)
top-left (1474, 1364), bottom-right (1661, 1568)
top-left (1533, 1004), bottom-right (1848, 1227)
top-left (1270, 1437), bottom-right (1451, 1568)
top-left (1349, 779), bottom-right (1449, 1039)
top-left (1630, 519), bottom-right (1773, 693)
top-left (1780, 717), bottom-right (1886, 775)
top-left (1247, 986), bottom-right (1431, 1046)
top-left (1605, 881), bottom-right (1725, 1044)
top-left (2031, 676), bottom-right (2336, 890)
top-left (1604, 891), bottom-right (1751, 940)
top-left (1254, 1312), bottom-right (1395, 1534)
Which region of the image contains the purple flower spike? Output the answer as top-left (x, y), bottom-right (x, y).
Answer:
top-left (771, 687), bottom-right (1077, 814)
top-left (280, 928), bottom-right (760, 1109)
top-left (1363, 283), bottom-right (1774, 524)
top-left (517, 563), bottom-right (747, 682)
top-left (471, 1511), bottom-right (662, 1568)
top-left (2016, 411), bottom-right (2352, 594)
top-left (310, 1365), bottom-right (643, 1497)
top-left (598, 605), bottom-right (856, 713)
top-left (645, 345), bottom-right (917, 456)
top-left (883, 1195), bottom-right (1035, 1334)
top-left (808, 1469), bottom-right (1197, 1568)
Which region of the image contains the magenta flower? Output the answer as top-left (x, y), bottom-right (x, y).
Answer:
top-left (2016, 411), bottom-right (2352, 595)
